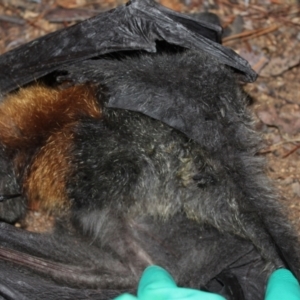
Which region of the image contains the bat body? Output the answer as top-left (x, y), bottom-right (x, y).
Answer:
top-left (0, 1), bottom-right (299, 299)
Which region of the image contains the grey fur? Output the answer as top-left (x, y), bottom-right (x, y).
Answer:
top-left (0, 23), bottom-right (299, 300)
top-left (67, 50), bottom-right (300, 275)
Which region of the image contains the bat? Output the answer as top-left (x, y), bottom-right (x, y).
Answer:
top-left (0, 0), bottom-right (299, 299)
top-left (0, 0), bottom-right (256, 98)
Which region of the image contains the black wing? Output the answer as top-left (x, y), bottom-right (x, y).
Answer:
top-left (0, 220), bottom-right (268, 300)
top-left (0, 0), bottom-right (256, 96)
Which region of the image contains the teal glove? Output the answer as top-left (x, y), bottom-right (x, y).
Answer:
top-left (115, 266), bottom-right (300, 300)
top-left (114, 265), bottom-right (225, 300)
top-left (265, 268), bottom-right (300, 300)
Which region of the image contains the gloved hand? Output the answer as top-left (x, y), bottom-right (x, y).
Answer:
top-left (265, 268), bottom-right (300, 300)
top-left (115, 266), bottom-right (300, 300)
top-left (114, 265), bottom-right (225, 300)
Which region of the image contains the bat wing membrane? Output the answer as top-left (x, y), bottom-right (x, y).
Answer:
top-left (0, 0), bottom-right (256, 97)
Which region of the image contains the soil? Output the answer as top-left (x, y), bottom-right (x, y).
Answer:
top-left (0, 0), bottom-right (299, 233)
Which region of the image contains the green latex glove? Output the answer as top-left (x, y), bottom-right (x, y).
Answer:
top-left (115, 266), bottom-right (300, 300)
top-left (114, 265), bottom-right (225, 300)
top-left (265, 268), bottom-right (300, 300)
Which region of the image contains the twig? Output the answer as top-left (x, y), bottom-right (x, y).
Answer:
top-left (283, 145), bottom-right (300, 158)
top-left (259, 139), bottom-right (300, 155)
top-left (0, 14), bottom-right (25, 25)
top-left (0, 2), bottom-right (51, 33)
top-left (223, 24), bottom-right (279, 44)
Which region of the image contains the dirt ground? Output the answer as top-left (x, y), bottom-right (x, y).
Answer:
top-left (0, 0), bottom-right (299, 233)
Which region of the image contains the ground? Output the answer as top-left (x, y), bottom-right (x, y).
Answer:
top-left (0, 0), bottom-right (299, 233)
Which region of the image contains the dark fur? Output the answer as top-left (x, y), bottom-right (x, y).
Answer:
top-left (0, 50), bottom-right (299, 300)
top-left (0, 1), bottom-right (299, 299)
top-left (64, 51), bottom-right (300, 275)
